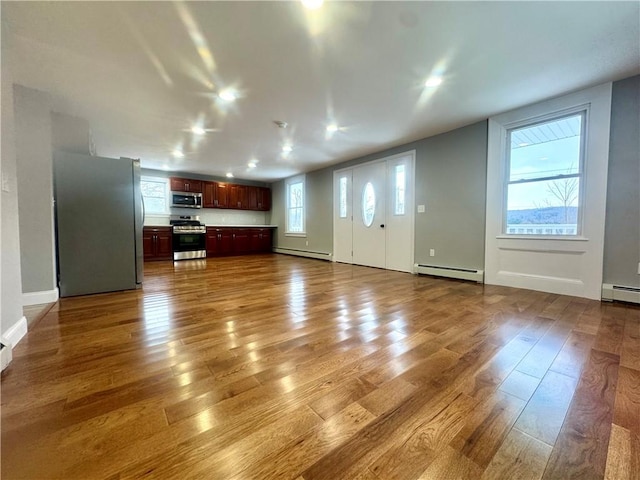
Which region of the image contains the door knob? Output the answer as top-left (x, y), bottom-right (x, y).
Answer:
top-left (380, 224), bottom-right (385, 228)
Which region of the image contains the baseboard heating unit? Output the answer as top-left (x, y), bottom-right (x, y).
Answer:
top-left (601, 284), bottom-right (640, 304)
top-left (415, 264), bottom-right (484, 283)
top-left (273, 247), bottom-right (333, 262)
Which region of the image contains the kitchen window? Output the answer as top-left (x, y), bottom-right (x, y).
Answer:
top-left (504, 111), bottom-right (585, 236)
top-left (285, 175), bottom-right (305, 235)
top-left (141, 176), bottom-right (170, 215)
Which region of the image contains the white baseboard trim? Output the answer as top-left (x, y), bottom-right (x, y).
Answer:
top-left (273, 247), bottom-right (333, 261)
top-left (3, 315), bottom-right (28, 350)
top-left (491, 270), bottom-right (593, 298)
top-left (602, 283), bottom-right (640, 304)
top-left (415, 264), bottom-right (484, 283)
top-left (0, 342), bottom-right (11, 371)
top-left (23, 288), bottom-right (59, 306)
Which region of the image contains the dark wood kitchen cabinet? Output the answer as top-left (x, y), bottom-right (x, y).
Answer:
top-left (248, 228), bottom-right (273, 252)
top-left (256, 187), bottom-right (271, 211)
top-left (143, 227), bottom-right (173, 261)
top-left (206, 227), bottom-right (273, 257)
top-left (246, 186), bottom-right (258, 210)
top-left (206, 227), bottom-right (233, 256)
top-left (170, 176), bottom-right (269, 211)
top-left (228, 184), bottom-right (247, 210)
top-left (203, 181), bottom-right (230, 208)
top-left (232, 228), bottom-right (250, 254)
top-left (170, 177), bottom-right (202, 193)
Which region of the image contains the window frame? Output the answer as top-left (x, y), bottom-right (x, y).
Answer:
top-left (285, 174), bottom-right (306, 236)
top-left (502, 107), bottom-right (588, 238)
top-left (338, 175), bottom-right (348, 219)
top-left (141, 176), bottom-right (170, 215)
top-left (393, 163), bottom-right (406, 216)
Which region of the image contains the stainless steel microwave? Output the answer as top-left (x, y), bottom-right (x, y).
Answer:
top-left (171, 191), bottom-right (202, 209)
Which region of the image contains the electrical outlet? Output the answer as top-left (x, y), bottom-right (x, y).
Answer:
top-left (306, 240), bottom-right (309, 246)
top-left (429, 249), bottom-right (435, 257)
top-left (417, 205), bottom-right (426, 213)
top-left (637, 262), bottom-right (640, 275)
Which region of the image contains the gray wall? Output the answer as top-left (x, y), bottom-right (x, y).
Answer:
top-left (51, 112), bottom-right (93, 155)
top-left (270, 167), bottom-right (334, 254)
top-left (14, 85), bottom-right (57, 294)
top-left (1, 28), bottom-right (25, 334)
top-left (270, 121), bottom-right (488, 270)
top-left (603, 75), bottom-right (640, 287)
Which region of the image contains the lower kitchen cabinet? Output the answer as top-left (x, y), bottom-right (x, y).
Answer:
top-left (206, 228), bottom-right (233, 256)
top-left (206, 227), bottom-right (273, 257)
top-left (143, 227), bottom-right (173, 261)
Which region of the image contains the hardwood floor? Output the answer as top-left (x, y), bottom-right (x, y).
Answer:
top-left (1, 254), bottom-right (638, 479)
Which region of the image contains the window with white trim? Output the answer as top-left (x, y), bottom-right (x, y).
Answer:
top-left (339, 176), bottom-right (348, 218)
top-left (141, 176), bottom-right (170, 215)
top-left (505, 111), bottom-right (585, 236)
top-left (285, 175), bottom-right (305, 235)
top-left (394, 164), bottom-right (406, 215)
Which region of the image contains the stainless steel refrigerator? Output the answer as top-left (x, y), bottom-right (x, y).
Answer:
top-left (54, 152), bottom-right (143, 297)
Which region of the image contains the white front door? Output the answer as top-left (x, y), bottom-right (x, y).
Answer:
top-left (385, 154), bottom-right (414, 272)
top-left (352, 160), bottom-right (387, 269)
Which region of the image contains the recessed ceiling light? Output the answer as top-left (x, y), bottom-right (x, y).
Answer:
top-left (274, 120), bottom-right (288, 129)
top-left (248, 160), bottom-right (258, 168)
top-left (519, 142), bottom-right (530, 147)
top-left (282, 144), bottom-right (293, 154)
top-left (172, 149), bottom-right (185, 158)
top-left (424, 76), bottom-right (443, 88)
top-left (301, 0), bottom-right (324, 10)
top-left (226, 172), bottom-right (234, 178)
top-left (191, 126), bottom-right (206, 135)
top-left (326, 124), bottom-right (339, 133)
top-left (219, 89), bottom-right (237, 102)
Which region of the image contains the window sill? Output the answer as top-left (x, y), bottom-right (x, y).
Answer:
top-left (285, 232), bottom-right (307, 238)
top-left (496, 235), bottom-right (589, 241)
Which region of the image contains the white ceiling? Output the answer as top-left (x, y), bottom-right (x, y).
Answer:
top-left (3, 1), bottom-right (639, 181)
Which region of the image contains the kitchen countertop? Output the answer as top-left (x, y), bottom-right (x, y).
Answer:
top-left (205, 225), bottom-right (277, 228)
top-left (144, 224), bottom-right (277, 228)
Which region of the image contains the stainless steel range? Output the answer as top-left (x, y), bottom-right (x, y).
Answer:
top-left (170, 215), bottom-right (206, 261)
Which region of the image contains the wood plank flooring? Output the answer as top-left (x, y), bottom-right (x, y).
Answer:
top-left (1, 254), bottom-right (638, 479)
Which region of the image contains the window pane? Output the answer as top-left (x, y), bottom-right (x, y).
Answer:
top-left (395, 164), bottom-right (405, 215)
top-left (339, 176), bottom-right (347, 218)
top-left (506, 178), bottom-right (580, 235)
top-left (141, 180), bottom-right (166, 198)
top-left (143, 197), bottom-right (166, 214)
top-left (287, 178), bottom-right (305, 233)
top-left (141, 179), bottom-right (167, 214)
top-left (362, 182), bottom-right (375, 227)
top-left (289, 182), bottom-right (303, 208)
top-left (509, 114), bottom-right (582, 182)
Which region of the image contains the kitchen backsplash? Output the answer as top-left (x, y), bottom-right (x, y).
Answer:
top-left (145, 208), bottom-right (269, 226)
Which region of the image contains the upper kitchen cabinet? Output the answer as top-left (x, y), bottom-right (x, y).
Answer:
top-left (170, 177), bottom-right (203, 193)
top-left (229, 184), bottom-right (247, 210)
top-left (203, 181), bottom-right (229, 208)
top-left (257, 187), bottom-right (271, 211)
top-left (175, 176), bottom-right (270, 211)
top-left (246, 186), bottom-right (258, 210)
